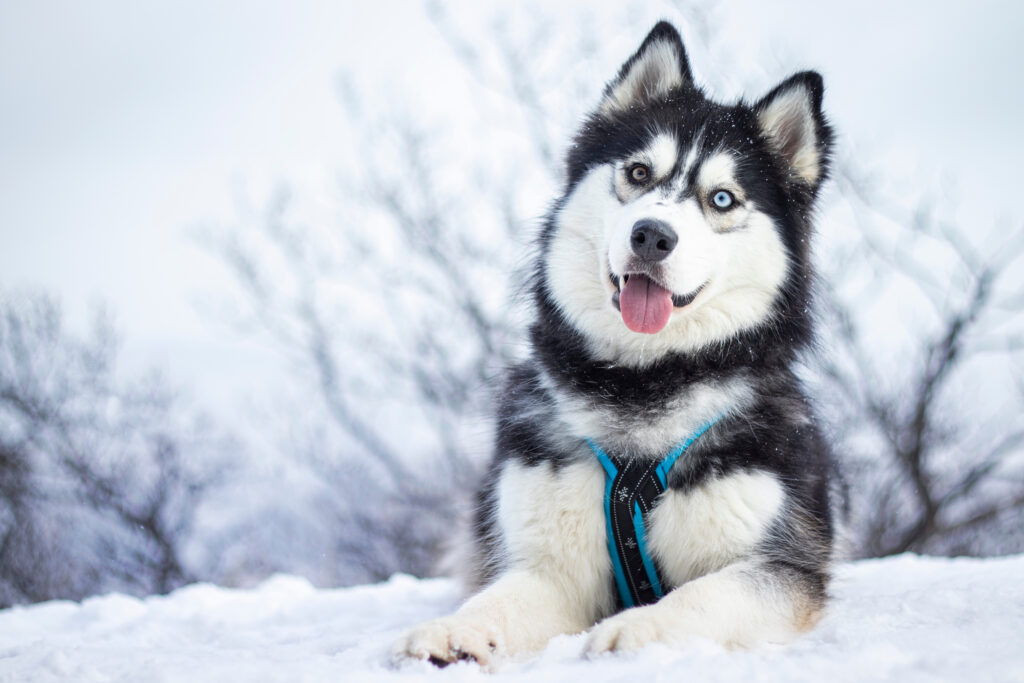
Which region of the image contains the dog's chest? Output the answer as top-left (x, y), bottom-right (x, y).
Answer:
top-left (495, 458), bottom-right (783, 589)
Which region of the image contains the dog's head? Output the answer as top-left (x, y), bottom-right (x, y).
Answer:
top-left (540, 22), bottom-right (833, 366)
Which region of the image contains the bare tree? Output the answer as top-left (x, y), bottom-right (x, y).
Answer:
top-left (202, 3), bottom-right (633, 583)
top-left (817, 167), bottom-right (1024, 557)
top-left (203, 171), bottom-right (514, 581)
top-left (0, 290), bottom-right (229, 606)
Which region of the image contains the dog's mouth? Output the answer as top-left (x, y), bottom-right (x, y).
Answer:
top-left (610, 271), bottom-right (706, 334)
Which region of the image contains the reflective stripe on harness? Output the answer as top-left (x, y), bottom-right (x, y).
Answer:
top-left (586, 417), bottom-right (720, 609)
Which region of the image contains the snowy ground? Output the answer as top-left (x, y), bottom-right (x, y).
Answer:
top-left (1, 554), bottom-right (1021, 683)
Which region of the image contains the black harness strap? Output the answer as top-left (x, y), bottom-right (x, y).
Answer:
top-left (604, 455), bottom-right (667, 607)
top-left (587, 417), bottom-right (720, 610)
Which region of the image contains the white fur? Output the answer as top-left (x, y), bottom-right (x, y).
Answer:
top-left (758, 85), bottom-right (820, 184)
top-left (600, 40), bottom-right (686, 115)
top-left (539, 368), bottom-right (753, 455)
top-left (395, 459), bottom-right (613, 667)
top-left (545, 166), bottom-right (622, 349)
top-left (494, 459), bottom-right (613, 619)
top-left (393, 571), bottom-right (584, 669)
top-left (647, 471), bottom-right (784, 585)
top-left (585, 560), bottom-right (814, 654)
top-left (645, 132), bottom-right (678, 178)
top-left (545, 152), bottom-right (790, 367)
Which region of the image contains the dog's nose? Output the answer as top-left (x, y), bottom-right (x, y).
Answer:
top-left (630, 219), bottom-right (678, 262)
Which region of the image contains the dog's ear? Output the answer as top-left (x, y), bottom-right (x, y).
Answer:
top-left (755, 71), bottom-right (832, 186)
top-left (598, 22), bottom-right (692, 116)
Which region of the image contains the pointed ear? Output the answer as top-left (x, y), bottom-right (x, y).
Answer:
top-left (598, 22), bottom-right (692, 116)
top-left (755, 71), bottom-right (832, 186)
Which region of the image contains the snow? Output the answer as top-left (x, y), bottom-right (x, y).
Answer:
top-left (1, 554), bottom-right (1021, 682)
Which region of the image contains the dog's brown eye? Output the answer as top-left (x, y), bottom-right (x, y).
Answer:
top-left (629, 164), bottom-right (650, 183)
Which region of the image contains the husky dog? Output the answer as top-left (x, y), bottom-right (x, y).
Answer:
top-left (394, 21), bottom-right (839, 667)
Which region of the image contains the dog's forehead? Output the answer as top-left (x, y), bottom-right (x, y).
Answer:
top-left (568, 95), bottom-right (759, 190)
top-left (643, 96), bottom-right (741, 137)
top-left (633, 99), bottom-right (751, 158)
top-left (629, 125), bottom-right (740, 192)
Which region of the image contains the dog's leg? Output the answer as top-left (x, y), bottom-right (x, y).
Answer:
top-left (585, 560), bottom-right (826, 654)
top-left (394, 459), bottom-right (611, 668)
top-left (394, 569), bottom-right (597, 668)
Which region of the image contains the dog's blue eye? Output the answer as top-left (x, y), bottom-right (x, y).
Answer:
top-left (712, 190), bottom-right (734, 209)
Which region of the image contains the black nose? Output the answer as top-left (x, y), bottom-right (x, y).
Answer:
top-left (630, 219), bottom-right (678, 262)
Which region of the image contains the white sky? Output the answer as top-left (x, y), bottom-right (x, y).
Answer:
top-left (1, 0), bottom-right (1021, 423)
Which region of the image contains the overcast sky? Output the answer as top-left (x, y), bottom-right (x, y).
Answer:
top-left (1, 0), bottom-right (1021, 423)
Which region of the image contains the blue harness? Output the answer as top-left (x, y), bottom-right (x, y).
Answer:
top-left (586, 417), bottom-right (719, 609)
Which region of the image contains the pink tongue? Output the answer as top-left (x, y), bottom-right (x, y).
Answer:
top-left (620, 274), bottom-right (673, 334)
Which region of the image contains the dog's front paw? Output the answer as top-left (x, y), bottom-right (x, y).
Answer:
top-left (584, 607), bottom-right (671, 656)
top-left (393, 615), bottom-right (501, 669)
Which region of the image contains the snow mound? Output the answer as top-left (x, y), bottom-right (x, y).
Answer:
top-left (1, 554), bottom-right (1021, 682)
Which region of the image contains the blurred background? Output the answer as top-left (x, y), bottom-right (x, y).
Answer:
top-left (1, 0), bottom-right (1022, 606)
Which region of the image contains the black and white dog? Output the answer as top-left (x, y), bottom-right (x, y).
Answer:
top-left (395, 21), bottom-right (840, 667)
